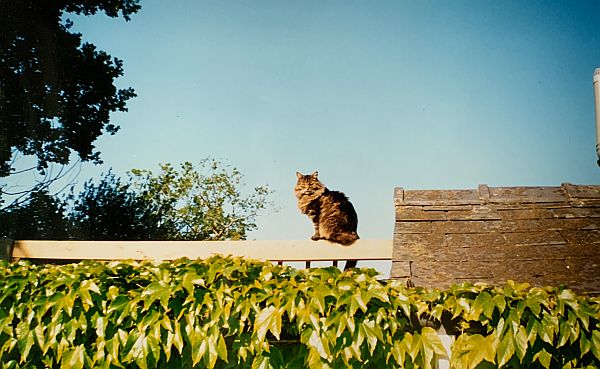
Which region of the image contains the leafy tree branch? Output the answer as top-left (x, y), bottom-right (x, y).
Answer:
top-left (0, 0), bottom-right (139, 203)
top-left (129, 159), bottom-right (275, 241)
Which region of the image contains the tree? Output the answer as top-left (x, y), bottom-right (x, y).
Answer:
top-left (129, 160), bottom-right (274, 240)
top-left (1, 161), bottom-right (274, 241)
top-left (0, 0), bottom-right (139, 205)
top-left (0, 190), bottom-right (70, 239)
top-left (69, 171), bottom-right (169, 240)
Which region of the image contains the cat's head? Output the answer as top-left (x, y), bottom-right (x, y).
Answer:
top-left (295, 171), bottom-right (325, 196)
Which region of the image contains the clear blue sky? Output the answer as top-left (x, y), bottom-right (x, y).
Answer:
top-left (45, 0), bottom-right (600, 240)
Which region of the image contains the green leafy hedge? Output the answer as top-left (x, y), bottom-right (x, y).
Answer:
top-left (0, 256), bottom-right (599, 369)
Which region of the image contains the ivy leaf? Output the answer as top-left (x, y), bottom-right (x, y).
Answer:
top-left (497, 333), bottom-right (515, 368)
top-left (474, 292), bottom-right (494, 320)
top-left (533, 348), bottom-right (552, 369)
top-left (336, 279), bottom-right (354, 292)
top-left (350, 291), bottom-right (369, 315)
top-left (254, 306), bottom-right (281, 341)
top-left (182, 271), bottom-right (205, 295)
top-left (540, 314), bottom-right (558, 344)
top-left (16, 321), bottom-right (34, 363)
top-left (148, 324), bottom-right (163, 364)
top-left (591, 330), bottom-right (600, 361)
top-left (3, 256), bottom-right (600, 369)
top-left (525, 292), bottom-right (545, 317)
top-left (78, 280), bottom-right (100, 311)
top-left (95, 316), bottom-right (106, 339)
top-left (251, 354), bottom-right (272, 369)
top-left (165, 321), bottom-right (180, 356)
top-left (217, 334), bottom-right (228, 362)
top-left (578, 301), bottom-right (595, 331)
top-left (60, 345), bottom-right (85, 369)
top-left (141, 281), bottom-right (171, 311)
top-left (105, 336), bottom-right (120, 366)
top-left (367, 284), bottom-right (390, 303)
top-left (580, 333), bottom-right (592, 356)
top-left (60, 292), bottom-right (76, 317)
top-left (391, 339), bottom-right (406, 366)
top-left (526, 318), bottom-right (540, 345)
top-left (125, 332), bottom-right (146, 369)
top-left (451, 334), bottom-right (495, 369)
top-left (421, 327), bottom-right (448, 359)
top-left (190, 326), bottom-right (207, 367)
top-left (308, 328), bottom-right (330, 360)
top-left (255, 307), bottom-right (273, 342)
top-left (361, 319), bottom-right (381, 355)
top-left (408, 331), bottom-right (421, 362)
top-left (514, 326), bottom-right (528, 361)
top-left (107, 295), bottom-right (131, 324)
top-left (106, 285), bottom-right (119, 300)
top-left (205, 334), bottom-right (219, 369)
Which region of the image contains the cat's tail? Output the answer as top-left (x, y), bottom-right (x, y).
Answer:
top-left (332, 232), bottom-right (359, 246)
top-left (329, 232), bottom-right (359, 270)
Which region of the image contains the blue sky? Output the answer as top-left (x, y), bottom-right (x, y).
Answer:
top-left (15, 0), bottom-right (600, 242)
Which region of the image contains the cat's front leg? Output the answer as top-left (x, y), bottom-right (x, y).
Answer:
top-left (311, 222), bottom-right (321, 240)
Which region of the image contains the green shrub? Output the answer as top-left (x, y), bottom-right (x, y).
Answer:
top-left (0, 256), bottom-right (598, 369)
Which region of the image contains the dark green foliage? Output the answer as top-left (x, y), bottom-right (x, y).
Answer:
top-left (1, 161), bottom-right (273, 241)
top-left (68, 172), bottom-right (170, 240)
top-left (0, 190), bottom-right (70, 239)
top-left (0, 256), bottom-right (598, 369)
top-left (0, 0), bottom-right (139, 177)
top-left (0, 173), bottom-right (167, 241)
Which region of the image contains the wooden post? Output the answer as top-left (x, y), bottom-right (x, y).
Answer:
top-left (0, 239), bottom-right (13, 262)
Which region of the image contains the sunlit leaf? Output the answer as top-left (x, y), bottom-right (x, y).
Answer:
top-left (591, 330), bottom-right (600, 361)
top-left (421, 327), bottom-right (448, 358)
top-left (251, 354), bottom-right (272, 369)
top-left (217, 334), bottom-right (228, 362)
top-left (497, 333), bottom-right (515, 368)
top-left (2, 256), bottom-right (600, 369)
top-left (533, 348), bottom-right (552, 369)
top-left (514, 326), bottom-right (528, 361)
top-left (16, 321), bottom-right (34, 363)
top-left (60, 345), bottom-right (85, 369)
top-left (141, 281), bottom-right (171, 311)
top-left (255, 306), bottom-right (280, 342)
top-left (308, 329), bottom-right (330, 360)
top-left (451, 334), bottom-right (495, 369)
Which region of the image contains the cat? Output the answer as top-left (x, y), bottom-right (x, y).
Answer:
top-left (294, 171), bottom-right (359, 269)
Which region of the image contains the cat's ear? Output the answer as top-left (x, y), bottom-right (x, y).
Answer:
top-left (311, 171), bottom-right (318, 178)
top-left (296, 172), bottom-right (303, 179)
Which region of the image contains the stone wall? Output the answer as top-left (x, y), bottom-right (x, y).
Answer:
top-left (391, 183), bottom-right (600, 293)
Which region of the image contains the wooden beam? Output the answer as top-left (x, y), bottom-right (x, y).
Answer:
top-left (1, 239), bottom-right (13, 262)
top-left (11, 239), bottom-right (393, 262)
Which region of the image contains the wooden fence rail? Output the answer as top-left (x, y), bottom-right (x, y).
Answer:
top-left (2, 239), bottom-right (393, 268)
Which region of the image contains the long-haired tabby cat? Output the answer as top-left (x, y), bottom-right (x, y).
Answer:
top-left (295, 171), bottom-right (359, 269)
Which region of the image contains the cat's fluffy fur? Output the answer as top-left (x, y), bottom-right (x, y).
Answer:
top-left (295, 172), bottom-right (359, 268)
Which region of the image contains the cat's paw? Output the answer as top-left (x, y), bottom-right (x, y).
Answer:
top-left (311, 235), bottom-right (321, 241)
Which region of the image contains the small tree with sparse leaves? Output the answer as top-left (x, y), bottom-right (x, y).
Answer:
top-left (129, 160), bottom-right (274, 241)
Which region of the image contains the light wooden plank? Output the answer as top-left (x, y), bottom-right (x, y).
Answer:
top-left (11, 239), bottom-right (393, 261)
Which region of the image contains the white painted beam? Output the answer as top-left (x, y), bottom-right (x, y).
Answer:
top-left (11, 239), bottom-right (392, 262)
